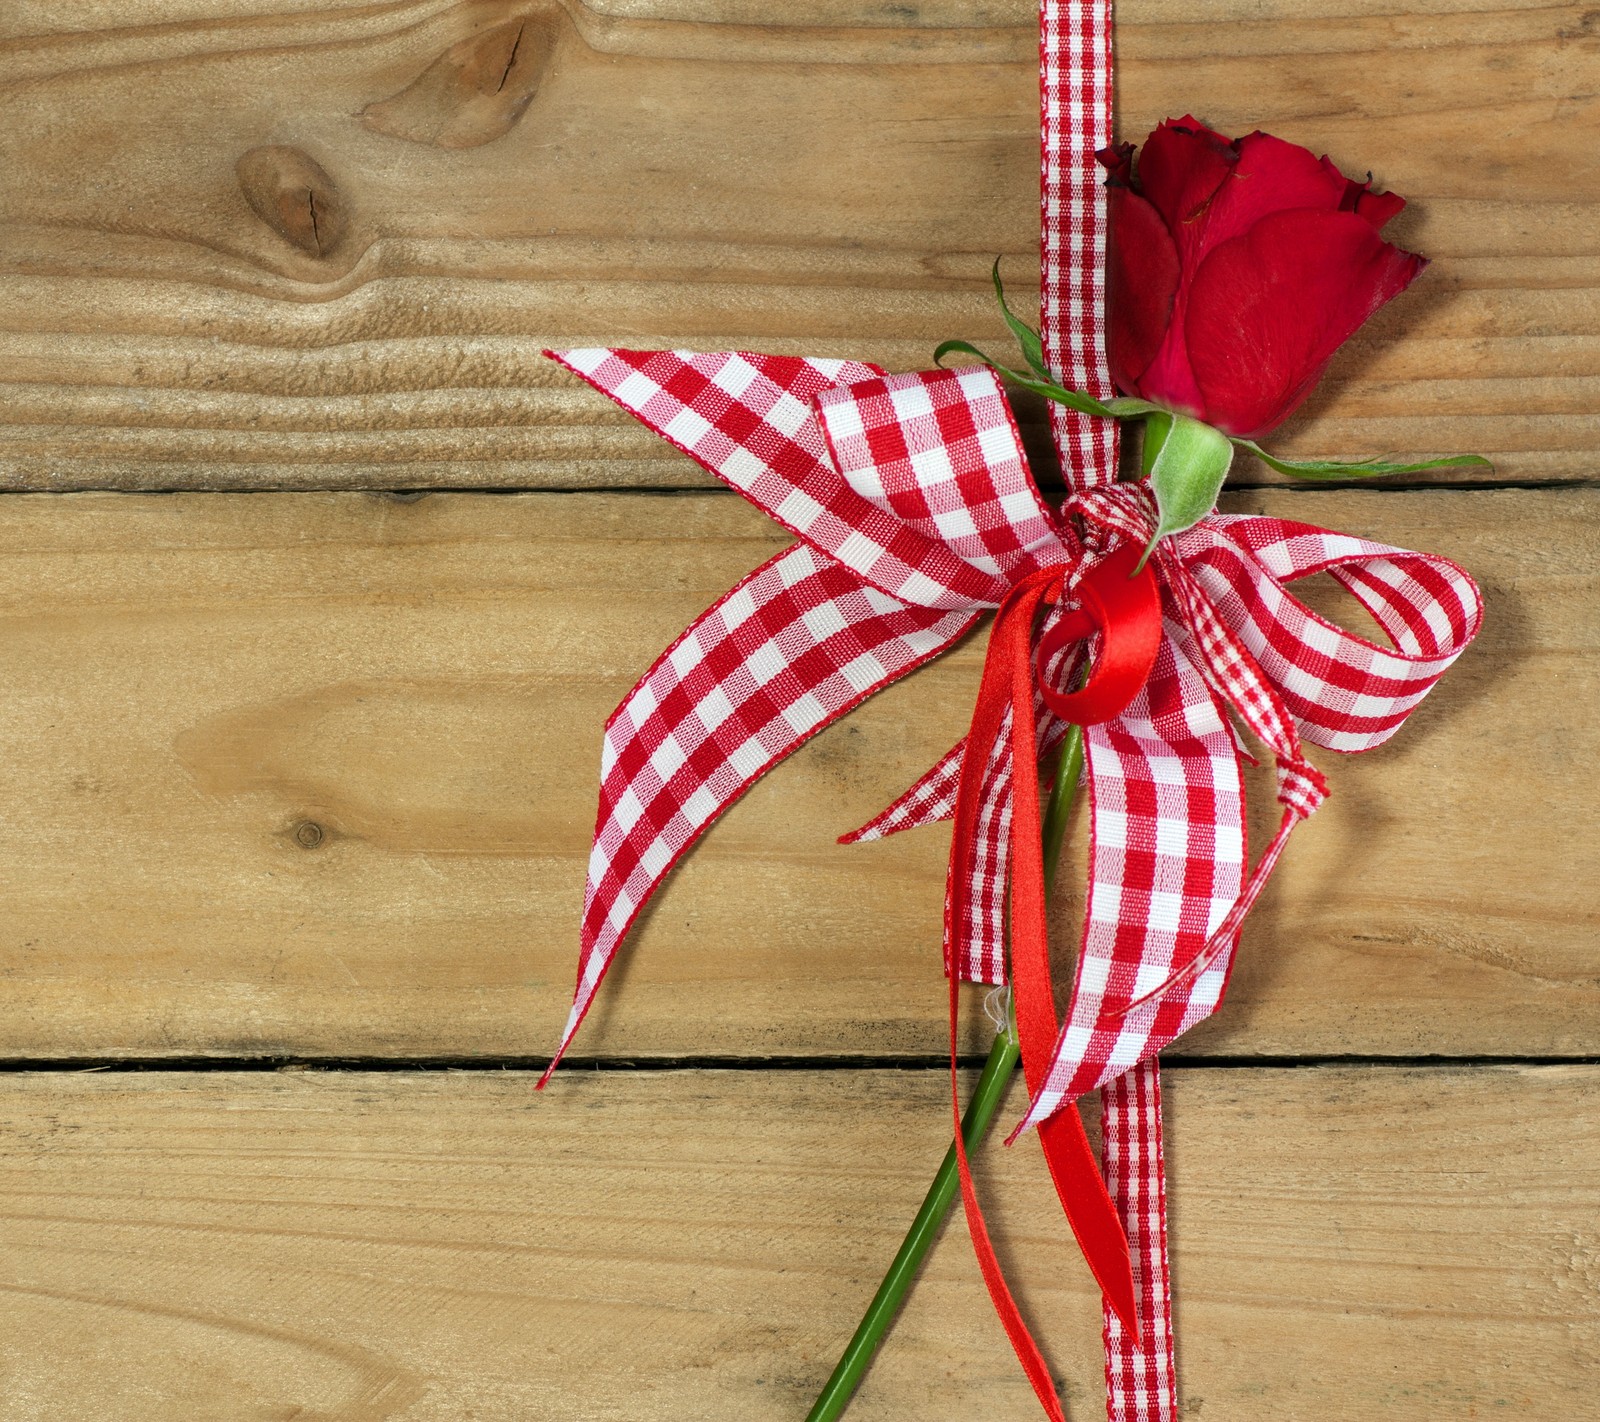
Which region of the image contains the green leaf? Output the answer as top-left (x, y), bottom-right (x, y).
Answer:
top-left (1140, 413), bottom-right (1234, 567)
top-left (1008, 378), bottom-right (1121, 420)
top-left (1233, 439), bottom-right (1494, 480)
top-left (1140, 410), bottom-right (1174, 477)
top-left (932, 341), bottom-right (1121, 419)
top-left (1105, 396), bottom-right (1165, 421)
top-left (931, 338), bottom-right (1003, 369)
top-left (990, 259), bottom-right (1053, 381)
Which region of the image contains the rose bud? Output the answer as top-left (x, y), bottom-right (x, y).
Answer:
top-left (1099, 117), bottom-right (1426, 440)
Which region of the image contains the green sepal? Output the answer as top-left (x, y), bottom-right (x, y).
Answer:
top-left (990, 259), bottom-right (1052, 382)
top-left (1104, 396), bottom-right (1166, 419)
top-left (931, 340), bottom-right (1112, 416)
top-left (1233, 439), bottom-right (1493, 480)
top-left (932, 340), bottom-right (1162, 422)
top-left (1139, 413), bottom-right (1235, 568)
top-left (1140, 410), bottom-right (1174, 477)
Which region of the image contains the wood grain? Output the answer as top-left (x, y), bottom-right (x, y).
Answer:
top-left (0, 1065), bottom-right (1592, 1420)
top-left (0, 0), bottom-right (1592, 489)
top-left (0, 485), bottom-right (1590, 1061)
top-left (0, 8), bottom-right (1583, 1418)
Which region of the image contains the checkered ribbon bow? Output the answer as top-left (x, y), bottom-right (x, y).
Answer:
top-left (537, 344), bottom-right (1482, 1416)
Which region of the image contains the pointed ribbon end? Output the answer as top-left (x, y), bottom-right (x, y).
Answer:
top-left (538, 1002), bottom-right (587, 1091)
top-left (1105, 1263), bottom-right (1142, 1344)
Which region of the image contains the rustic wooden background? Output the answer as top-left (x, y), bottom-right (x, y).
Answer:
top-left (0, 2), bottom-right (1595, 1418)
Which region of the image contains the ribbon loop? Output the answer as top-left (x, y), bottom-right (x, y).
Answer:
top-left (1037, 542), bottom-right (1163, 726)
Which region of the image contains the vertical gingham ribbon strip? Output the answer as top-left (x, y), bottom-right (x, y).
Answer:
top-left (1042, 0), bottom-right (1117, 490)
top-left (1102, 1060), bottom-right (1178, 1421)
top-left (1042, 0), bottom-right (1181, 1412)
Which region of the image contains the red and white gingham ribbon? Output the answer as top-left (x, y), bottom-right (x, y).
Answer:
top-left (539, 4), bottom-right (1483, 1416)
top-left (537, 344), bottom-right (1481, 1417)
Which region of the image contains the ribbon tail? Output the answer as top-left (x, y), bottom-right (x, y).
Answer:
top-left (946, 578), bottom-right (1071, 1421)
top-left (1015, 622), bottom-right (1252, 1129)
top-left (540, 542), bottom-right (976, 1086)
top-left (838, 737), bottom-right (965, 844)
top-left (1000, 580), bottom-right (1138, 1338)
top-left (1038, 1110), bottom-right (1138, 1336)
top-left (1101, 1059), bottom-right (1179, 1422)
top-left (949, 965), bottom-right (1068, 1422)
top-left (946, 574), bottom-right (1138, 1402)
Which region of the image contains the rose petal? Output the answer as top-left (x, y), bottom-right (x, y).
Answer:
top-left (1197, 131), bottom-right (1353, 258)
top-left (1135, 116), bottom-right (1236, 251)
top-left (1346, 182), bottom-right (1407, 229)
top-left (1106, 184), bottom-right (1182, 395)
top-left (1183, 208), bottom-right (1427, 437)
top-left (1317, 156), bottom-right (1408, 229)
top-left (1096, 140), bottom-right (1135, 185)
top-left (1134, 311), bottom-right (1207, 419)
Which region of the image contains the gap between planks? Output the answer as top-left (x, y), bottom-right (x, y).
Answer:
top-left (0, 1053), bottom-right (1595, 1075)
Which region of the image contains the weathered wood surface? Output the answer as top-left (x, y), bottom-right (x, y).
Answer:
top-left (0, 0), bottom-right (1593, 490)
top-left (0, 5), bottom-right (1586, 1419)
top-left (0, 1065), bottom-right (1592, 1420)
top-left (0, 485), bottom-right (1590, 1061)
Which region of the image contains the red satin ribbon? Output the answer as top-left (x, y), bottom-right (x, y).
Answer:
top-left (947, 545), bottom-right (1162, 1420)
top-left (1036, 543), bottom-right (1163, 727)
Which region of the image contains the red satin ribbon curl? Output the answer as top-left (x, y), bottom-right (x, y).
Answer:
top-left (1036, 543), bottom-right (1163, 727)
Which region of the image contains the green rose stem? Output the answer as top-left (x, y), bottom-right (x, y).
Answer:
top-left (804, 724), bottom-right (1086, 1422)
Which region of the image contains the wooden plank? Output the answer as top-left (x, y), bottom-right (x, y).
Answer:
top-left (0, 0), bottom-right (1592, 489)
top-left (0, 1064), bottom-right (1591, 1418)
top-left (0, 485), bottom-right (1591, 1061)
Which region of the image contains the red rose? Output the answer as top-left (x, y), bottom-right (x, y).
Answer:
top-left (1099, 118), bottom-right (1426, 439)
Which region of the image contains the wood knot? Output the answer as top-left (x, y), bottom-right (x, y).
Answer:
top-left (360, 14), bottom-right (558, 150)
top-left (236, 146), bottom-right (347, 258)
